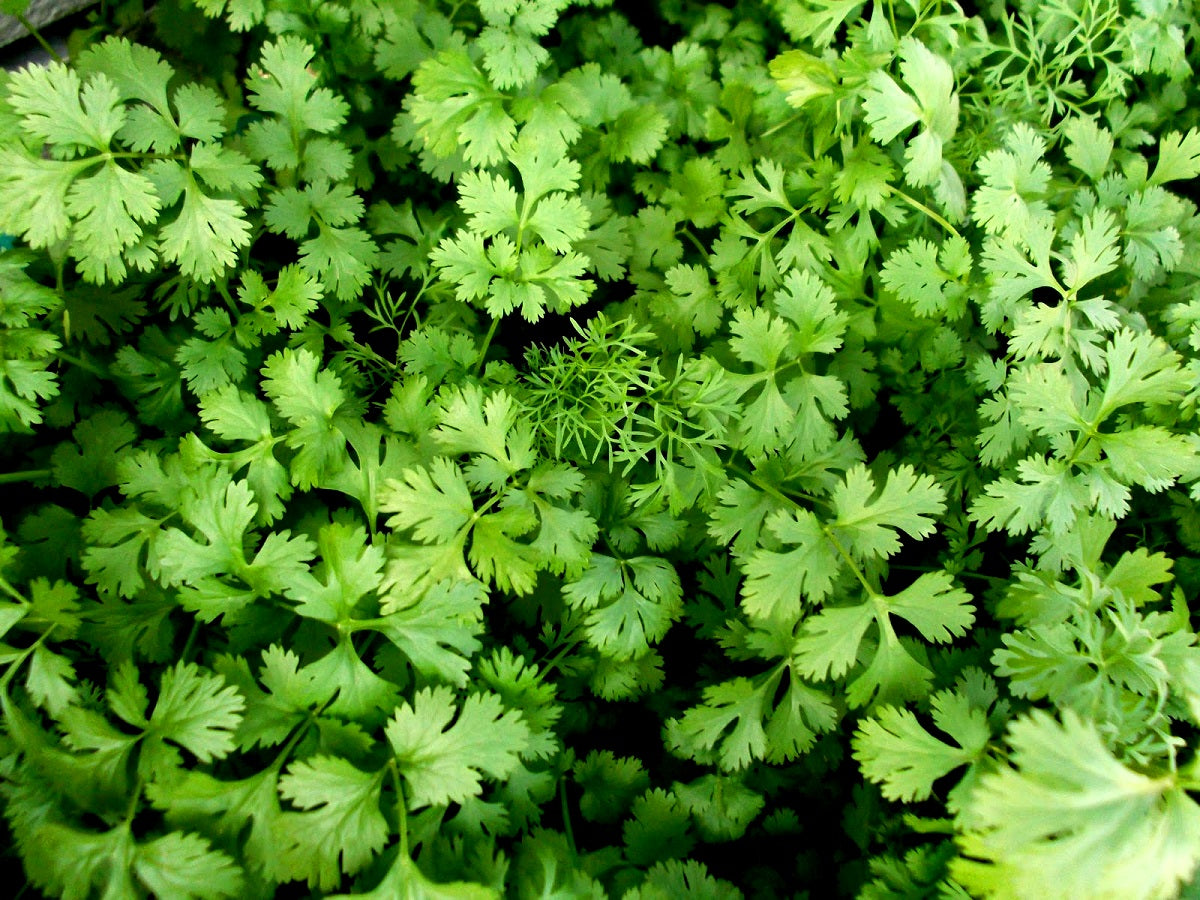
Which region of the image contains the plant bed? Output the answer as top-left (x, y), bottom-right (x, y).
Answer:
top-left (1, 0), bottom-right (1199, 897)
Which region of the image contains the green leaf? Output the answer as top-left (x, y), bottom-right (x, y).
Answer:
top-left (261, 348), bottom-right (355, 489)
top-left (407, 51), bottom-right (517, 167)
top-left (623, 788), bottom-right (694, 866)
top-left (565, 555), bottom-right (683, 659)
top-left (143, 661), bottom-right (246, 766)
top-left (328, 852), bottom-right (499, 900)
top-left (667, 678), bottom-right (769, 771)
top-left (830, 464), bottom-right (945, 561)
top-left (574, 751), bottom-right (650, 823)
top-left (853, 687), bottom-right (991, 802)
top-left (386, 687), bottom-right (531, 808)
top-left (51, 409), bottom-right (137, 496)
top-left (26, 644), bottom-right (79, 715)
top-left (476, 0), bottom-right (566, 90)
top-left (276, 756), bottom-right (389, 890)
top-left (625, 859), bottom-right (743, 900)
top-left (955, 711), bottom-right (1200, 900)
top-left (880, 236), bottom-right (971, 318)
top-left (862, 38), bottom-right (958, 187)
top-left (133, 831), bottom-right (245, 900)
top-left (381, 458), bottom-right (475, 544)
top-left (5, 63), bottom-right (123, 150)
top-left (193, 0), bottom-right (266, 31)
top-left (157, 180), bottom-right (252, 283)
top-left (369, 578), bottom-right (485, 686)
top-left (148, 767), bottom-right (285, 879)
top-left (1063, 117), bottom-right (1113, 181)
top-left (742, 508), bottom-right (839, 618)
top-left (247, 36), bottom-right (348, 137)
top-left (673, 774), bottom-right (764, 842)
top-left (793, 572), bottom-right (972, 708)
top-left (1151, 128), bottom-right (1200, 185)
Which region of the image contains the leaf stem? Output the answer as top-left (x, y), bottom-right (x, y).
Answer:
top-left (761, 113), bottom-right (802, 139)
top-left (884, 185), bottom-right (962, 239)
top-left (179, 620), bottom-right (201, 663)
top-left (0, 627), bottom-right (54, 693)
top-left (560, 777), bottom-right (577, 858)
top-left (0, 572), bottom-right (26, 603)
top-left (727, 463), bottom-right (821, 507)
top-left (15, 14), bottom-right (65, 65)
top-left (475, 316), bottom-right (500, 376)
top-left (680, 227), bottom-right (710, 261)
top-left (821, 522), bottom-right (878, 595)
top-left (0, 469), bottom-right (51, 486)
top-left (56, 351), bottom-right (109, 379)
top-left (389, 760), bottom-right (409, 860)
top-left (727, 463), bottom-right (877, 593)
top-left (887, 564), bottom-right (1007, 584)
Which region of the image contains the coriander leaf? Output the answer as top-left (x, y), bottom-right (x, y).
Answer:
top-left (247, 37), bottom-right (348, 137)
top-left (134, 831), bottom-right (245, 900)
top-left (407, 50), bottom-right (516, 167)
top-left (476, 0), bottom-right (566, 90)
top-left (1151, 128), bottom-right (1200, 185)
top-left (26, 644), bottom-right (78, 716)
top-left (370, 577), bottom-right (485, 687)
top-left (156, 180), bottom-right (252, 283)
top-left (794, 573), bottom-right (971, 708)
top-left (381, 458), bottom-right (475, 544)
top-left (674, 774), bottom-right (764, 843)
top-left (281, 520), bottom-right (383, 623)
top-left (148, 767), bottom-right (284, 877)
top-left (261, 348), bottom-right (357, 489)
top-left (666, 678), bottom-right (768, 771)
top-left (742, 508), bottom-right (839, 619)
top-left (565, 554), bottom-right (684, 659)
top-left (276, 757), bottom-right (389, 890)
top-left (972, 124), bottom-right (1052, 238)
top-left (880, 236), bottom-right (971, 318)
top-left (863, 38), bottom-right (958, 188)
top-left (51, 409), bottom-right (137, 496)
top-left (142, 661), bottom-right (245, 767)
top-left (386, 687), bottom-right (531, 808)
top-left (193, 0), bottom-right (265, 31)
top-left (574, 751), bottom-right (650, 823)
top-left (955, 711), bottom-right (1200, 900)
top-left (303, 637), bottom-right (401, 723)
top-left (1063, 116), bottom-right (1114, 182)
top-left (830, 464), bottom-right (945, 561)
top-left (328, 853), bottom-right (499, 899)
top-left (623, 788), bottom-right (695, 866)
top-left (625, 859), bottom-right (743, 900)
top-left (853, 688), bottom-right (991, 803)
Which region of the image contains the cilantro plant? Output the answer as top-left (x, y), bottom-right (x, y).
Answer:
top-left (1, 0), bottom-right (1200, 896)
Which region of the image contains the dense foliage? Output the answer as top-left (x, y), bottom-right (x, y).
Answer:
top-left (1, 0), bottom-right (1200, 895)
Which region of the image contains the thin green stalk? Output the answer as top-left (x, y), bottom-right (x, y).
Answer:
top-left (888, 564), bottom-right (1008, 584)
top-left (0, 469), bottom-right (51, 486)
top-left (727, 463), bottom-right (821, 507)
top-left (475, 316), bottom-right (500, 376)
top-left (179, 620), bottom-right (201, 663)
top-left (884, 185), bottom-right (962, 239)
top-left (761, 113), bottom-right (802, 139)
top-left (389, 761), bottom-right (409, 860)
top-left (0, 572), bottom-right (26, 604)
top-left (560, 778), bottom-right (577, 858)
top-left (728, 463), bottom-right (877, 594)
top-left (56, 351), bottom-right (109, 379)
top-left (680, 227), bottom-right (711, 261)
top-left (16, 14), bottom-right (65, 64)
top-left (0, 628), bottom-right (54, 693)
